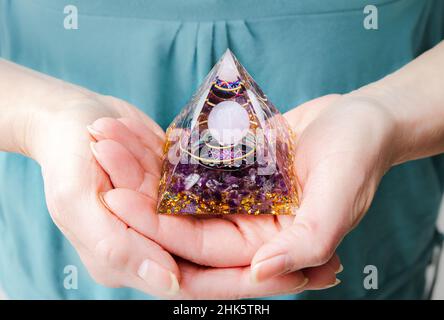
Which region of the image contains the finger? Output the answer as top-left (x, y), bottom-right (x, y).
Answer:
top-left (88, 117), bottom-right (162, 171)
top-left (176, 261), bottom-right (308, 299)
top-left (251, 157), bottom-right (356, 282)
top-left (103, 227), bottom-right (181, 297)
top-left (302, 254), bottom-right (342, 290)
top-left (102, 188), bottom-right (258, 267)
top-left (90, 140), bottom-right (146, 190)
top-left (45, 188), bottom-right (181, 297)
top-left (91, 139), bottom-right (160, 198)
top-left (90, 138), bottom-right (260, 267)
top-left (222, 214), bottom-right (283, 244)
top-left (73, 226), bottom-right (180, 297)
top-left (117, 117), bottom-right (165, 153)
top-left (284, 94), bottom-right (341, 136)
top-left (123, 107), bottom-right (166, 141)
top-left (97, 95), bottom-right (166, 141)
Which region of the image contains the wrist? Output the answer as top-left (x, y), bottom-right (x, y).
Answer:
top-left (26, 85), bottom-right (107, 166)
top-left (350, 42), bottom-right (444, 165)
top-left (341, 87), bottom-right (403, 171)
top-left (0, 59), bottom-right (99, 162)
top-left (28, 89), bottom-right (105, 164)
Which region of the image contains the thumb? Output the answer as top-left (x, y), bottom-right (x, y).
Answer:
top-left (251, 155), bottom-right (365, 282)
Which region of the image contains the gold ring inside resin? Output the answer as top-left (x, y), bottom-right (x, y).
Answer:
top-left (178, 128), bottom-right (257, 166)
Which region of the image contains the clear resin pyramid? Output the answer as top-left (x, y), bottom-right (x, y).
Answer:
top-left (157, 50), bottom-right (299, 215)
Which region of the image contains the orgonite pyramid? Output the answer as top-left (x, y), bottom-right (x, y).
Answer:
top-left (157, 50), bottom-right (299, 215)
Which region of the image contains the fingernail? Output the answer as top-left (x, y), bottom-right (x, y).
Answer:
top-left (323, 278), bottom-right (341, 289)
top-left (294, 277), bottom-right (309, 290)
top-left (138, 259), bottom-right (180, 296)
top-left (98, 192), bottom-right (113, 212)
top-left (251, 254), bottom-right (289, 283)
top-left (87, 125), bottom-right (105, 140)
top-left (335, 264), bottom-right (344, 274)
top-left (268, 277), bottom-right (309, 297)
top-left (90, 141), bottom-right (99, 158)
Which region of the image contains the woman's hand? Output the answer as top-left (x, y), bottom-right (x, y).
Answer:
top-left (32, 93), bottom-right (189, 297)
top-left (251, 93), bottom-right (397, 281)
top-left (1, 60), bottom-right (181, 296)
top-left (253, 35), bottom-right (444, 282)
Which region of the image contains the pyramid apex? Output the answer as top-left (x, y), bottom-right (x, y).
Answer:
top-left (217, 49), bottom-right (239, 82)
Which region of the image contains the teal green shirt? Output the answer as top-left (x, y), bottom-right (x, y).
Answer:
top-left (1, 0), bottom-right (444, 299)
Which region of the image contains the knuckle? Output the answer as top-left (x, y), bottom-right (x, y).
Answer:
top-left (311, 236), bottom-right (336, 265)
top-left (79, 251), bottom-right (122, 288)
top-left (299, 218), bottom-right (335, 265)
top-left (95, 237), bottom-right (130, 270)
top-left (312, 242), bottom-right (333, 265)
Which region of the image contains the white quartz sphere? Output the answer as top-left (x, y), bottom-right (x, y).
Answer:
top-left (208, 101), bottom-right (250, 146)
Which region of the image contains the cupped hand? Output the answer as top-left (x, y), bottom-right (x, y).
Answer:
top-left (88, 97), bottom-right (370, 294)
top-left (33, 91), bottom-right (312, 299)
top-left (33, 93), bottom-right (185, 297)
top-left (251, 93), bottom-right (396, 282)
